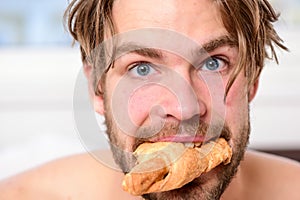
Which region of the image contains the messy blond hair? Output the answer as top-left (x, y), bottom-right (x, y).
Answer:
top-left (64, 0), bottom-right (287, 95)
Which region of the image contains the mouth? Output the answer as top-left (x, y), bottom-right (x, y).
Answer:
top-left (124, 137), bottom-right (233, 196)
top-left (134, 131), bottom-right (231, 151)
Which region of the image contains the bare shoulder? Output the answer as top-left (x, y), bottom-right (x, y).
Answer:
top-left (244, 150), bottom-right (300, 178)
top-left (241, 150), bottom-right (300, 200)
top-left (0, 152), bottom-right (140, 200)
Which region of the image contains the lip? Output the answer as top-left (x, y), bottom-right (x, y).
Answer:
top-left (149, 135), bottom-right (206, 143)
top-left (134, 134), bottom-right (231, 152)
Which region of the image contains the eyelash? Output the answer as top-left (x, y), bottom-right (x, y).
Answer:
top-left (199, 55), bottom-right (230, 73)
top-left (127, 61), bottom-right (157, 78)
top-left (126, 55), bottom-right (231, 77)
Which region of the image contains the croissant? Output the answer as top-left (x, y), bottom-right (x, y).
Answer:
top-left (122, 138), bottom-right (232, 196)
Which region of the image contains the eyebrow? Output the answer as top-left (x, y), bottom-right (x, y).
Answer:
top-left (114, 35), bottom-right (237, 61)
top-left (198, 35), bottom-right (237, 55)
top-left (115, 42), bottom-right (164, 59)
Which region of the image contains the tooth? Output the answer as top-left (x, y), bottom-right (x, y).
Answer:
top-left (184, 143), bottom-right (194, 148)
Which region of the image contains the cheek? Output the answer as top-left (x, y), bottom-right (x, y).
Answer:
top-left (224, 78), bottom-right (249, 132)
top-left (128, 88), bottom-right (156, 126)
top-left (128, 85), bottom-right (170, 126)
top-left (224, 72), bottom-right (249, 107)
top-left (225, 87), bottom-right (248, 107)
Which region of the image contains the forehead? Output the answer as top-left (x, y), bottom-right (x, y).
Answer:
top-left (112, 0), bottom-right (228, 44)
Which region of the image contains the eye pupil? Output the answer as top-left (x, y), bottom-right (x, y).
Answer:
top-left (137, 64), bottom-right (150, 76)
top-left (206, 58), bottom-right (219, 70)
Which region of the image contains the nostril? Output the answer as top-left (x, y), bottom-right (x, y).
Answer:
top-left (164, 114), bottom-right (181, 123)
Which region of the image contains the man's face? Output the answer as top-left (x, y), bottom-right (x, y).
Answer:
top-left (95, 0), bottom-right (257, 199)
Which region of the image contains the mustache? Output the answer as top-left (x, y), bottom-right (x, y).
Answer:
top-left (133, 117), bottom-right (231, 151)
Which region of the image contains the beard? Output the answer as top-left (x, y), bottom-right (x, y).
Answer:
top-left (142, 120), bottom-right (250, 200)
top-left (103, 101), bottom-right (250, 200)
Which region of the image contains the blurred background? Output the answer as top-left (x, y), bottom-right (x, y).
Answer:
top-left (0, 0), bottom-right (300, 180)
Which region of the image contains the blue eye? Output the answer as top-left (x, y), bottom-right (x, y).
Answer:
top-left (201, 57), bottom-right (225, 72)
top-left (129, 62), bottom-right (156, 77)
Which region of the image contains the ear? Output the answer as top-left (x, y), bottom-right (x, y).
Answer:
top-left (248, 79), bottom-right (259, 102)
top-left (83, 63), bottom-right (105, 115)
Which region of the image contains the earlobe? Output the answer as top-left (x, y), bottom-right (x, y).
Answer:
top-left (248, 79), bottom-right (259, 102)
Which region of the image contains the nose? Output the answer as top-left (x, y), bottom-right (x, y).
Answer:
top-left (151, 69), bottom-right (207, 122)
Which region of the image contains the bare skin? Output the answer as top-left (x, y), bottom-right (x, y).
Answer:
top-left (0, 150), bottom-right (300, 200)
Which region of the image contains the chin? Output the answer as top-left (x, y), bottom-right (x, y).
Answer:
top-left (142, 165), bottom-right (232, 200)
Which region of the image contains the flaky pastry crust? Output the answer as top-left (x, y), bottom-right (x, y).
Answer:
top-left (122, 138), bottom-right (232, 196)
